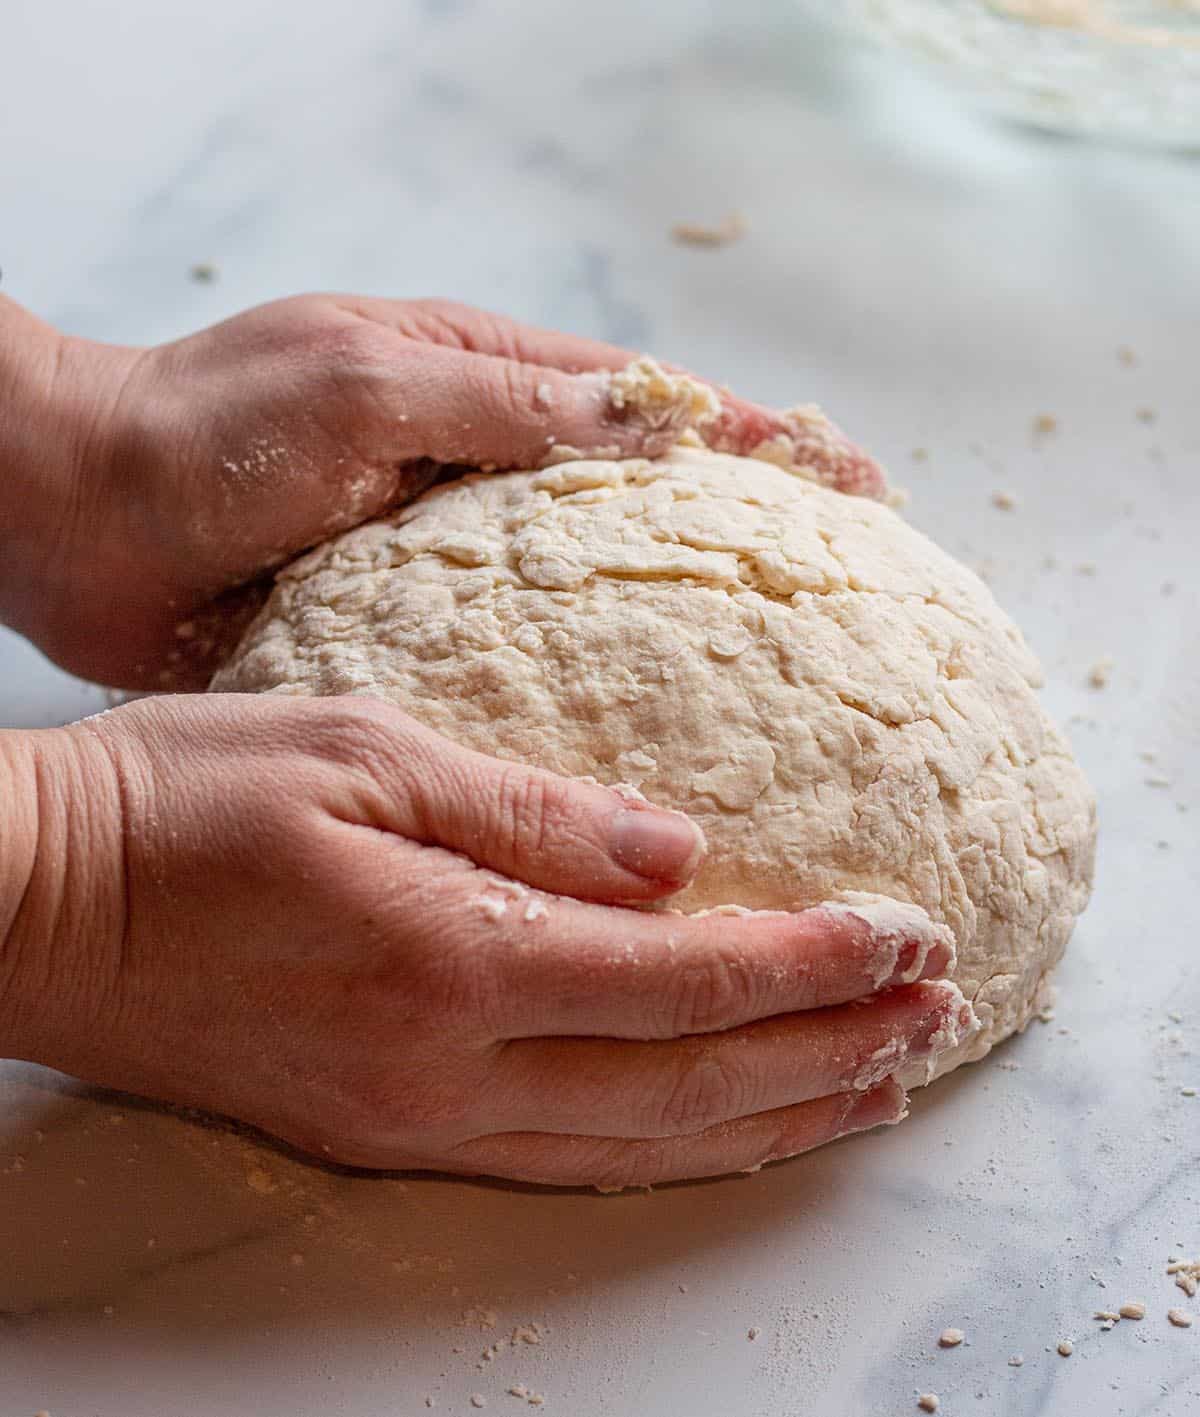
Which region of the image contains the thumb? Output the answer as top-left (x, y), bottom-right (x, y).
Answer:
top-left (386, 720), bottom-right (708, 904)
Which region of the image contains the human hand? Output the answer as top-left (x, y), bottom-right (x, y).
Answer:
top-left (1, 693), bottom-right (967, 1188)
top-left (0, 295), bottom-right (884, 692)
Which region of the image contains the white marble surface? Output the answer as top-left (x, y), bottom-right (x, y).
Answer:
top-left (2, 2), bottom-right (1198, 1414)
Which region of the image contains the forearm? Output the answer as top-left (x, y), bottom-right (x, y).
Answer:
top-left (0, 724), bottom-right (124, 1066)
top-left (0, 296), bottom-right (115, 641)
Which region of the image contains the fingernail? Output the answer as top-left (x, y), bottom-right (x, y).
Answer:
top-left (609, 807), bottom-right (706, 884)
top-left (839, 1081), bottom-right (909, 1136)
top-left (881, 924), bottom-right (957, 989)
top-left (908, 983), bottom-right (978, 1060)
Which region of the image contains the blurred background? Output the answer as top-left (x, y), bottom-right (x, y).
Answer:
top-left (2, 3), bottom-right (1197, 1415)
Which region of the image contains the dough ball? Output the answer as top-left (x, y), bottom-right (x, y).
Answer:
top-left (212, 445), bottom-right (1096, 1080)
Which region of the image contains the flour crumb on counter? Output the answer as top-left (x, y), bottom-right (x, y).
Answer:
top-left (1057, 1339), bottom-right (1074, 1356)
top-left (938, 1328), bottom-right (965, 1348)
top-left (1117, 345), bottom-right (1137, 366)
top-left (1118, 1301), bottom-right (1146, 1320)
top-left (670, 212), bottom-right (747, 248)
top-left (1032, 413), bottom-right (1058, 437)
top-left (462, 1307), bottom-right (499, 1330)
top-left (470, 1395), bottom-right (487, 1409)
top-left (1008, 1353), bottom-right (1024, 1366)
top-left (1167, 1260), bottom-right (1200, 1298)
top-left (918, 1395), bottom-right (940, 1413)
top-left (1167, 1308), bottom-right (1194, 1328)
top-left (1087, 657), bottom-right (1114, 690)
top-left (991, 490), bottom-right (1019, 511)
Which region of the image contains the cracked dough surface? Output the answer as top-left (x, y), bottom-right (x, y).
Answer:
top-left (213, 445), bottom-right (1096, 1079)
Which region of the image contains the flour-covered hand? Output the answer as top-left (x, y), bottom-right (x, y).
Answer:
top-left (0, 294), bottom-right (884, 692)
top-left (0, 694), bottom-right (968, 1188)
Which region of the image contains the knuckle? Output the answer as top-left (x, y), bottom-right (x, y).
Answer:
top-left (652, 1052), bottom-right (747, 1136)
top-left (659, 946), bottom-right (760, 1037)
top-left (588, 1141), bottom-right (657, 1194)
top-left (493, 765), bottom-right (573, 858)
top-left (322, 1054), bottom-right (486, 1161)
top-left (309, 696), bottom-right (410, 772)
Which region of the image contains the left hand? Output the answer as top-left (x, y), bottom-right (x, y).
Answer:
top-left (6, 294), bottom-right (884, 690)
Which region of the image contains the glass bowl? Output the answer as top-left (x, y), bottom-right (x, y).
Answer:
top-left (822, 1), bottom-right (1200, 147)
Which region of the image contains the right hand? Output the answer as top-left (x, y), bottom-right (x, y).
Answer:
top-left (2, 694), bottom-right (969, 1188)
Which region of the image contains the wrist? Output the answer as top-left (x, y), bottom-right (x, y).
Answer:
top-left (0, 724), bottom-right (126, 1067)
top-left (0, 296), bottom-right (135, 652)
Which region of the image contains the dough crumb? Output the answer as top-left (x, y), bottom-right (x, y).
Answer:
top-left (1088, 657), bottom-right (1114, 690)
top-left (1057, 1339), bottom-right (1074, 1356)
top-left (1032, 413), bottom-right (1059, 437)
top-left (1008, 1353), bottom-right (1024, 1366)
top-left (938, 1328), bottom-right (965, 1348)
top-left (747, 1326), bottom-right (761, 1341)
top-left (472, 895), bottom-right (509, 922)
top-left (1167, 1308), bottom-right (1194, 1328)
top-left (463, 1307), bottom-right (499, 1329)
top-left (991, 490), bottom-right (1019, 511)
top-left (918, 1395), bottom-right (940, 1413)
top-left (1117, 345), bottom-right (1137, 366)
top-left (471, 1396), bottom-right (487, 1409)
top-left (670, 212), bottom-right (747, 248)
top-left (1118, 1301), bottom-right (1146, 1320)
top-left (1169, 1261), bottom-right (1200, 1298)
top-left (607, 356), bottom-right (719, 433)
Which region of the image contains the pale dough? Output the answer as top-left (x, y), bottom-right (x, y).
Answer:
top-left (213, 444), bottom-right (1096, 1080)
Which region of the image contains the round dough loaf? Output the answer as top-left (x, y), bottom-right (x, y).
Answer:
top-left (213, 444), bottom-right (1096, 1079)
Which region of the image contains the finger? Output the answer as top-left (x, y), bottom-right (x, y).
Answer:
top-left (340, 298), bottom-right (885, 494)
top-left (333, 705), bottom-right (707, 902)
top-left (437, 1079), bottom-right (907, 1188)
top-left (487, 981), bottom-right (972, 1139)
top-left (341, 296), bottom-right (639, 376)
top-left (377, 340), bottom-right (696, 469)
top-left (495, 894), bottom-right (957, 1039)
top-left (701, 395), bottom-right (888, 500)
top-left (415, 851), bottom-right (957, 1037)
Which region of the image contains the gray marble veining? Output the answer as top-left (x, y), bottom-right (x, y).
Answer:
top-left (1, 2), bottom-right (1197, 1413)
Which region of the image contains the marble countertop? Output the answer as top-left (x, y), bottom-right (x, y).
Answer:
top-left (2, 2), bottom-right (1197, 1413)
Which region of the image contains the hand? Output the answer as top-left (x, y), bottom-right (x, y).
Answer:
top-left (2, 694), bottom-right (968, 1188)
top-left (0, 294), bottom-right (884, 692)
